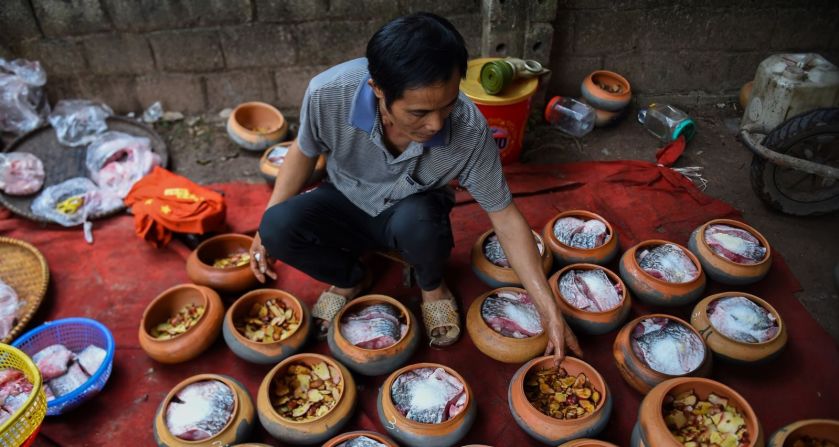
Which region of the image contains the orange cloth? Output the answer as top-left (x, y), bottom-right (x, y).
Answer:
top-left (123, 166), bottom-right (226, 247)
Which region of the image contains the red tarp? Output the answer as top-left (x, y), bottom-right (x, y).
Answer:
top-left (2, 161), bottom-right (837, 446)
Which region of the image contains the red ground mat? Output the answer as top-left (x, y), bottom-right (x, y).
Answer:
top-left (2, 161), bottom-right (837, 446)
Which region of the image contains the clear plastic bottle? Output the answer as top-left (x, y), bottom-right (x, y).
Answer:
top-left (637, 104), bottom-right (696, 144)
top-left (544, 96), bottom-right (596, 138)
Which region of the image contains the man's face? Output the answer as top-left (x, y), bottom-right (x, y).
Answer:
top-left (371, 73), bottom-right (461, 143)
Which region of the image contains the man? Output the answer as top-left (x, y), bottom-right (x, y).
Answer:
top-left (250, 12), bottom-right (580, 360)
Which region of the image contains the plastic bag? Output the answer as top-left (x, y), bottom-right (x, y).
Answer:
top-left (48, 100), bottom-right (113, 147)
top-left (0, 58), bottom-right (49, 136)
top-left (30, 177), bottom-right (120, 227)
top-left (0, 58), bottom-right (46, 87)
top-left (85, 131), bottom-right (159, 198)
top-left (0, 152), bottom-right (45, 196)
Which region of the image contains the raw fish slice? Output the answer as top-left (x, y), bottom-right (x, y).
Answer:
top-left (0, 281), bottom-right (20, 339)
top-left (553, 217), bottom-right (586, 245)
top-left (32, 344), bottom-right (75, 381)
top-left (483, 234), bottom-right (509, 268)
top-left (704, 224), bottom-right (766, 264)
top-left (166, 380), bottom-right (234, 441)
top-left (708, 296), bottom-right (779, 343)
top-left (576, 269), bottom-right (622, 311)
top-left (391, 368), bottom-right (465, 424)
top-left (637, 244), bottom-right (699, 283)
top-left (0, 408), bottom-right (10, 425)
top-left (77, 345), bottom-right (107, 376)
top-left (340, 317), bottom-right (402, 349)
top-left (346, 303), bottom-right (401, 324)
top-left (3, 389), bottom-right (30, 413)
top-left (631, 318), bottom-right (704, 375)
top-left (49, 362), bottom-right (90, 397)
top-left (337, 436), bottom-right (388, 447)
top-left (0, 368), bottom-right (32, 412)
top-left (558, 270), bottom-right (592, 310)
top-left (480, 291), bottom-right (543, 338)
top-left (569, 219), bottom-right (610, 249)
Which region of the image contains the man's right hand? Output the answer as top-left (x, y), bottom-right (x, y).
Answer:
top-left (249, 232), bottom-right (277, 283)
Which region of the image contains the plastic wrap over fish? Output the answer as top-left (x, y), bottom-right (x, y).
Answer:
top-left (0, 279), bottom-right (21, 340)
top-left (553, 216), bottom-right (611, 249)
top-left (267, 145), bottom-right (289, 165)
top-left (391, 367), bottom-right (467, 424)
top-left (337, 436), bottom-right (388, 447)
top-left (30, 177), bottom-right (121, 227)
top-left (0, 152), bottom-right (45, 196)
top-left (483, 233), bottom-right (544, 268)
top-left (340, 303), bottom-right (408, 349)
top-left (166, 380), bottom-right (235, 441)
top-left (631, 317), bottom-right (704, 375)
top-left (32, 344), bottom-right (75, 381)
top-left (48, 99), bottom-right (112, 147)
top-left (558, 269), bottom-right (622, 312)
top-left (704, 224), bottom-right (767, 264)
top-left (636, 244), bottom-right (699, 283)
top-left (708, 296), bottom-right (779, 343)
top-left (0, 368), bottom-right (33, 422)
top-left (481, 290), bottom-right (543, 338)
top-left (85, 130), bottom-right (160, 199)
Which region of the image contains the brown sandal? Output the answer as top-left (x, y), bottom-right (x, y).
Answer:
top-left (421, 298), bottom-right (461, 347)
top-left (311, 271), bottom-right (374, 340)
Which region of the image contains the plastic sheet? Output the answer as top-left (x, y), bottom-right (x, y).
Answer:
top-left (0, 152), bottom-right (45, 196)
top-left (48, 100), bottom-right (113, 147)
top-left (85, 131), bottom-right (158, 199)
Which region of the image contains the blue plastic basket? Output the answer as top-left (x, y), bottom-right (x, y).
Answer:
top-left (12, 318), bottom-right (115, 416)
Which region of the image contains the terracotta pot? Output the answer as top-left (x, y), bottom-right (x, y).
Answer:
top-left (690, 292), bottom-right (787, 363)
top-left (768, 419), bottom-right (839, 447)
top-left (222, 288), bottom-right (311, 364)
top-left (542, 210), bottom-right (620, 266)
top-left (259, 141), bottom-right (328, 185)
top-left (327, 294), bottom-right (420, 376)
top-left (559, 439), bottom-right (620, 447)
top-left (581, 70), bottom-right (632, 112)
top-left (633, 377), bottom-right (764, 447)
top-left (186, 233), bottom-right (260, 294)
top-left (471, 229), bottom-right (553, 288)
top-left (593, 107), bottom-right (623, 127)
top-left (740, 81), bottom-right (754, 110)
top-left (153, 374), bottom-right (255, 447)
top-left (139, 283), bottom-right (224, 364)
top-left (509, 356), bottom-right (613, 445)
top-left (257, 353), bottom-right (357, 445)
top-left (613, 314), bottom-right (712, 394)
top-left (465, 287), bottom-right (548, 363)
top-left (226, 101), bottom-right (288, 151)
top-left (549, 264), bottom-right (631, 335)
top-left (377, 363), bottom-right (476, 447)
top-left (322, 431), bottom-right (399, 447)
top-left (618, 240), bottom-right (706, 307)
top-left (687, 219), bottom-right (772, 285)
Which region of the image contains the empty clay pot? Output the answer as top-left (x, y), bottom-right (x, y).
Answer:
top-left (222, 288), bottom-right (311, 364)
top-left (465, 287), bottom-right (548, 363)
top-left (559, 439), bottom-right (620, 447)
top-left (509, 356), bottom-right (613, 445)
top-left (619, 240), bottom-right (706, 307)
top-left (322, 431), bottom-right (399, 447)
top-left (227, 101), bottom-right (288, 151)
top-left (688, 219), bottom-right (772, 285)
top-left (259, 141), bottom-right (328, 185)
top-left (768, 419), bottom-right (839, 447)
top-left (613, 314), bottom-right (712, 394)
top-left (690, 292), bottom-right (787, 363)
top-left (153, 373), bottom-right (255, 447)
top-left (471, 229), bottom-right (553, 288)
top-left (139, 283), bottom-right (224, 364)
top-left (581, 70), bottom-right (632, 112)
top-left (542, 210), bottom-right (620, 266)
top-left (327, 294), bottom-right (420, 376)
top-left (377, 363), bottom-right (476, 447)
top-left (549, 264), bottom-right (631, 335)
top-left (186, 233), bottom-right (260, 294)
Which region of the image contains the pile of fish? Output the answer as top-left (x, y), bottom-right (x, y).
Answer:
top-left (631, 317), bottom-right (705, 375)
top-left (0, 152), bottom-right (44, 196)
top-left (704, 224), bottom-right (767, 264)
top-left (340, 303), bottom-right (408, 349)
top-left (636, 244), bottom-right (699, 283)
top-left (31, 343), bottom-right (107, 400)
top-left (165, 380), bottom-right (234, 441)
top-left (480, 290), bottom-right (543, 338)
top-left (336, 436), bottom-right (387, 447)
top-left (391, 367), bottom-right (467, 424)
top-left (0, 368), bottom-right (33, 424)
top-left (553, 216), bottom-right (611, 249)
top-left (0, 279), bottom-right (21, 339)
top-left (708, 296), bottom-right (779, 343)
top-left (558, 268), bottom-right (623, 312)
top-left (483, 233), bottom-right (544, 268)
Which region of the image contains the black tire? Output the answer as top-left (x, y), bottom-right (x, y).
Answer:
top-left (750, 107), bottom-right (839, 216)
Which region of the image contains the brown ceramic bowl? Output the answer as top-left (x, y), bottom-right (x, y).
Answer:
top-left (322, 431), bottom-right (398, 447)
top-left (138, 283), bottom-right (224, 364)
top-left (259, 141), bottom-right (327, 185)
top-left (619, 240), bottom-right (706, 307)
top-left (542, 210), bottom-right (620, 266)
top-left (688, 219), bottom-right (772, 285)
top-left (226, 101), bottom-right (288, 151)
top-left (471, 228), bottom-right (553, 288)
top-left (581, 70), bottom-right (632, 112)
top-left (465, 287), bottom-right (548, 364)
top-left (549, 264), bottom-right (631, 335)
top-left (768, 419), bottom-right (839, 447)
top-left (186, 233), bottom-right (260, 294)
top-left (560, 439), bottom-right (620, 447)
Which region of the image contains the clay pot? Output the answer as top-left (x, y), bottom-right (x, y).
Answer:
top-left (613, 314), bottom-right (712, 394)
top-left (322, 431), bottom-right (399, 447)
top-left (327, 294), bottom-right (420, 376)
top-left (542, 210), bottom-right (620, 266)
top-left (257, 353), bottom-right (357, 445)
top-left (186, 233), bottom-right (260, 294)
top-left (559, 439), bottom-right (620, 447)
top-left (549, 264), bottom-right (631, 335)
top-left (768, 419), bottom-right (839, 447)
top-left (740, 81), bottom-right (754, 110)
top-left (687, 219), bottom-right (772, 285)
top-left (509, 356), bottom-right (613, 445)
top-left (632, 377), bottom-right (764, 447)
top-left (139, 284), bottom-right (224, 364)
top-left (690, 292), bottom-right (787, 363)
top-left (465, 287), bottom-right (548, 363)
top-left (226, 101), bottom-right (288, 151)
top-left (471, 229), bottom-right (553, 288)
top-left (259, 141), bottom-right (328, 185)
top-left (153, 374), bottom-right (255, 447)
top-left (377, 363), bottom-right (476, 447)
top-left (581, 70), bottom-right (632, 112)
top-left (618, 240), bottom-right (706, 307)
top-left (593, 107), bottom-right (623, 127)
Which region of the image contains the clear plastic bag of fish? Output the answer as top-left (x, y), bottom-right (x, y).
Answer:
top-left (85, 130), bottom-right (159, 198)
top-left (631, 317), bottom-right (704, 375)
top-left (340, 303), bottom-right (408, 349)
top-left (337, 436), bottom-right (387, 447)
top-left (553, 216), bottom-right (611, 249)
top-left (558, 268), bottom-right (622, 312)
top-left (0, 279), bottom-right (21, 340)
top-left (708, 296), bottom-right (779, 343)
top-left (48, 99), bottom-right (113, 147)
top-left (480, 290), bottom-right (543, 338)
top-left (483, 232), bottom-right (544, 268)
top-left (166, 380), bottom-right (235, 441)
top-left (0, 74), bottom-right (47, 135)
top-left (391, 367), bottom-right (467, 424)
top-left (704, 224), bottom-right (767, 264)
top-left (636, 243), bottom-right (699, 283)
top-left (0, 152), bottom-right (45, 196)
top-left (30, 177), bottom-right (121, 227)
top-left (0, 58), bottom-right (46, 87)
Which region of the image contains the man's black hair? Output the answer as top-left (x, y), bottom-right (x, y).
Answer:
top-left (367, 12), bottom-right (468, 108)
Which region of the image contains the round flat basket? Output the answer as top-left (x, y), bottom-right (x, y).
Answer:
top-left (0, 116), bottom-right (168, 222)
top-left (0, 344), bottom-right (47, 446)
top-left (0, 237), bottom-right (49, 344)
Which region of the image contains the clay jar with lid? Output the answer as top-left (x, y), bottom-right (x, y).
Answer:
top-left (768, 419), bottom-right (839, 447)
top-left (226, 101), bottom-right (288, 151)
top-left (549, 263), bottom-right (631, 335)
top-left (186, 233), bottom-right (260, 294)
top-left (465, 287), bottom-right (548, 363)
top-left (259, 141), bottom-right (327, 185)
top-left (471, 228), bottom-right (553, 288)
top-left (688, 219), bottom-right (772, 285)
top-left (542, 210), bottom-right (620, 266)
top-left (619, 240), bottom-right (706, 307)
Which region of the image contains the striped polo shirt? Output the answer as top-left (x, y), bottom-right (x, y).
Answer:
top-left (297, 57), bottom-right (512, 217)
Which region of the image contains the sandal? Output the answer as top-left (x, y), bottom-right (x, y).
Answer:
top-left (311, 271), bottom-right (373, 341)
top-left (421, 298), bottom-right (461, 347)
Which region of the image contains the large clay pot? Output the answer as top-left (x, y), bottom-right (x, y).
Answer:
top-left (580, 70), bottom-right (632, 112)
top-left (259, 141), bottom-right (327, 185)
top-left (327, 294), bottom-right (420, 376)
top-left (377, 363), bottom-right (476, 447)
top-left (509, 356), bottom-right (613, 445)
top-left (619, 240), bottom-right (706, 307)
top-left (226, 101), bottom-right (288, 151)
top-left (549, 264), bottom-right (631, 335)
top-left (543, 210), bottom-right (620, 266)
top-left (465, 287), bottom-right (548, 363)
top-left (632, 378), bottom-right (764, 447)
top-left (153, 374), bottom-right (255, 447)
top-left (222, 288), bottom-right (311, 364)
top-left (471, 229), bottom-right (553, 288)
top-left (559, 439), bottom-right (620, 447)
top-left (186, 233), bottom-right (260, 294)
top-left (139, 284), bottom-right (224, 364)
top-left (257, 353), bottom-right (357, 445)
top-left (687, 219), bottom-right (772, 285)
top-left (322, 431), bottom-right (399, 447)
top-left (768, 419), bottom-right (839, 447)
top-left (613, 314), bottom-right (712, 394)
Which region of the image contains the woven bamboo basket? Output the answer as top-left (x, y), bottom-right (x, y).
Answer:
top-left (0, 344), bottom-right (48, 446)
top-left (0, 237), bottom-right (49, 343)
